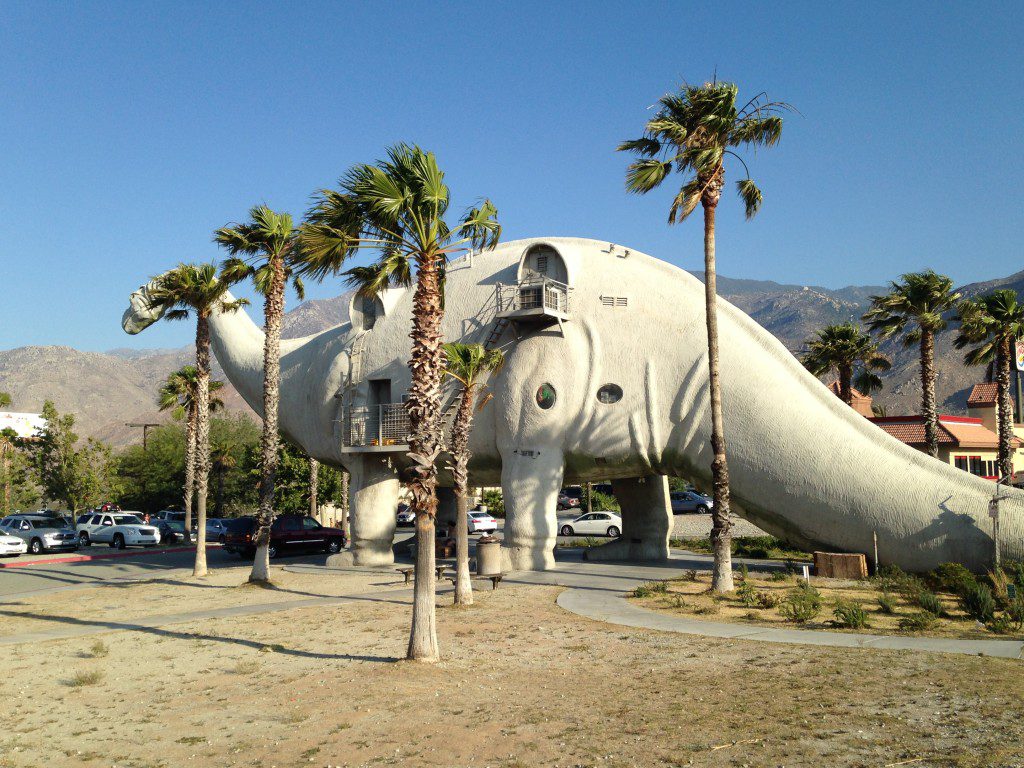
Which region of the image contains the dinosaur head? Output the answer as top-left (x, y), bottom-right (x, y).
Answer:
top-left (122, 277), bottom-right (170, 335)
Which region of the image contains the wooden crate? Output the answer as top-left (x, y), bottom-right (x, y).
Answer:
top-left (813, 551), bottom-right (868, 579)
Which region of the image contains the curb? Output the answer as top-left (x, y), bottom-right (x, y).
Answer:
top-left (0, 544), bottom-right (221, 570)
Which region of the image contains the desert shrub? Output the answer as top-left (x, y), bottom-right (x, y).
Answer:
top-left (684, 569), bottom-right (699, 582)
top-left (780, 582), bottom-right (822, 624)
top-left (987, 614), bottom-right (1015, 635)
top-left (756, 591), bottom-right (781, 609)
top-left (877, 566), bottom-right (927, 600)
top-left (832, 600), bottom-right (870, 629)
top-left (694, 603), bottom-right (720, 615)
top-left (769, 570), bottom-right (791, 582)
top-left (876, 592), bottom-right (898, 615)
top-left (632, 584), bottom-right (653, 598)
top-left (632, 581), bottom-right (667, 598)
top-left (987, 568), bottom-right (1012, 608)
top-left (928, 562), bottom-right (978, 596)
top-left (899, 611), bottom-right (937, 633)
top-left (916, 591), bottom-right (944, 617)
top-left (1004, 560), bottom-right (1024, 591)
top-left (589, 491), bottom-right (620, 513)
top-left (1007, 597), bottom-right (1024, 630)
top-left (960, 583), bottom-right (996, 623)
top-left (736, 565), bottom-right (758, 607)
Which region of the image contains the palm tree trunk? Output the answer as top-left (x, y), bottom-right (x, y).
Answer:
top-left (340, 469), bottom-right (350, 540)
top-left (838, 363), bottom-right (854, 406)
top-left (451, 385), bottom-right (475, 606)
top-left (406, 252), bottom-right (444, 661)
top-left (702, 194), bottom-right (734, 593)
top-left (183, 405), bottom-right (196, 534)
top-left (1, 442), bottom-right (10, 516)
top-left (920, 331), bottom-right (939, 458)
top-left (251, 255), bottom-right (286, 583)
top-left (309, 457), bottom-right (319, 523)
top-left (193, 312), bottom-right (211, 578)
top-left (997, 337), bottom-right (1014, 483)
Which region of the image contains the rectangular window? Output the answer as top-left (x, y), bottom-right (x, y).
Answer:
top-left (954, 455), bottom-right (968, 471)
top-left (969, 456), bottom-right (984, 476)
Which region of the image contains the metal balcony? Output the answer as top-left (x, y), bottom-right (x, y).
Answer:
top-left (341, 403), bottom-right (410, 453)
top-left (495, 276), bottom-right (570, 323)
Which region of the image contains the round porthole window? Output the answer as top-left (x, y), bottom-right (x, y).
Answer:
top-left (536, 383), bottom-right (556, 410)
top-left (596, 384), bottom-right (623, 404)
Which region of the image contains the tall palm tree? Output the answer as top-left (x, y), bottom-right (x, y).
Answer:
top-left (955, 290), bottom-right (1024, 483)
top-left (442, 342), bottom-right (504, 606)
top-left (158, 365), bottom-right (226, 572)
top-left (149, 263), bottom-right (244, 577)
top-left (210, 442), bottom-right (236, 518)
top-left (801, 323), bottom-right (891, 405)
top-left (216, 206), bottom-right (305, 584)
top-left (299, 143), bottom-right (500, 661)
top-left (863, 271), bottom-right (960, 458)
top-left (308, 457), bottom-right (319, 523)
top-left (618, 81), bottom-right (789, 592)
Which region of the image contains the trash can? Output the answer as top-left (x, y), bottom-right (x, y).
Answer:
top-left (476, 535), bottom-right (501, 575)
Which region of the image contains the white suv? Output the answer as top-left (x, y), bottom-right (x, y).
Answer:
top-left (77, 512), bottom-right (161, 549)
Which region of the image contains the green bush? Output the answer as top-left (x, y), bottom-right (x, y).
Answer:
top-left (779, 582), bottom-right (822, 624)
top-left (899, 611), bottom-right (937, 633)
top-left (632, 581), bottom-right (667, 598)
top-left (876, 592), bottom-right (898, 615)
top-left (959, 583), bottom-right (996, 623)
top-left (480, 489), bottom-right (504, 518)
top-left (589, 491), bottom-right (620, 513)
top-left (832, 600), bottom-right (870, 629)
top-left (756, 591), bottom-right (781, 609)
top-left (1007, 597), bottom-right (1024, 630)
top-left (769, 570), bottom-right (791, 582)
top-left (1004, 560), bottom-right (1024, 591)
top-left (916, 591), bottom-right (944, 617)
top-left (987, 614), bottom-right (1015, 635)
top-left (928, 562), bottom-right (978, 596)
top-left (877, 565), bottom-right (926, 600)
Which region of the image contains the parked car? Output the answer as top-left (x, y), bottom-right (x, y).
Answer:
top-left (154, 520), bottom-right (196, 545)
top-left (467, 510), bottom-right (498, 534)
top-left (396, 504), bottom-right (415, 527)
top-left (670, 490), bottom-right (713, 514)
top-left (222, 514), bottom-right (346, 559)
top-left (76, 512), bottom-right (160, 549)
top-left (205, 518), bottom-right (230, 543)
top-left (154, 510), bottom-right (185, 522)
top-left (557, 487), bottom-right (582, 510)
top-left (0, 529), bottom-right (28, 557)
top-left (558, 511), bottom-right (622, 538)
top-left (0, 514), bottom-right (79, 554)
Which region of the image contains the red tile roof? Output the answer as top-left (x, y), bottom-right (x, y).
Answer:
top-left (869, 413), bottom-right (1020, 449)
top-left (871, 420), bottom-right (955, 445)
top-left (967, 383), bottom-right (998, 407)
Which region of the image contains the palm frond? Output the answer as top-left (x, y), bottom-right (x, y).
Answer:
top-left (735, 178), bottom-right (763, 219)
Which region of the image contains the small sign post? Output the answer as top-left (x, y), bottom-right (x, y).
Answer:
top-left (990, 497), bottom-right (1001, 569)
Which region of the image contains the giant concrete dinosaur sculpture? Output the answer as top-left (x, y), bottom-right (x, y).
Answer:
top-left (125, 237), bottom-right (1024, 572)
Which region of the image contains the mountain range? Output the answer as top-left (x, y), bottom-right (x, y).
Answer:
top-left (2, 269), bottom-right (1022, 449)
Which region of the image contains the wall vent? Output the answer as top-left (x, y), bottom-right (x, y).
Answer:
top-left (600, 295), bottom-right (629, 307)
top-left (535, 255), bottom-right (548, 273)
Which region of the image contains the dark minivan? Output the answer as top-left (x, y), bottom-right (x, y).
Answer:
top-left (223, 515), bottom-right (346, 559)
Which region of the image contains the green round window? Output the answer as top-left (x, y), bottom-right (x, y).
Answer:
top-left (536, 383), bottom-right (556, 410)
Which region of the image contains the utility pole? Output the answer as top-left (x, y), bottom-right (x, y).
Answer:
top-left (125, 422), bottom-right (160, 451)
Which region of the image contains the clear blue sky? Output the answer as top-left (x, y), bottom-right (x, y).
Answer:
top-left (2, 1), bottom-right (1022, 352)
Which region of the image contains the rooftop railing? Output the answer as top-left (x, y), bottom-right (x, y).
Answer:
top-left (342, 403), bottom-right (410, 448)
top-left (495, 276), bottom-right (571, 316)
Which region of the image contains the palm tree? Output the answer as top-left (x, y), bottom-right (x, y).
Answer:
top-left (149, 263), bottom-right (245, 577)
top-left (158, 366), bottom-right (226, 571)
top-left (308, 457), bottom-right (319, 523)
top-left (955, 290), bottom-right (1024, 483)
top-left (299, 143), bottom-right (500, 661)
top-left (210, 442), bottom-right (236, 518)
top-left (863, 271), bottom-right (960, 458)
top-left (216, 206), bottom-right (305, 584)
top-left (442, 342), bottom-right (504, 606)
top-left (801, 323), bottom-right (891, 405)
top-left (618, 81), bottom-right (789, 592)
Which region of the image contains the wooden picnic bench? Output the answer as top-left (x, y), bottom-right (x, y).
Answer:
top-left (445, 573), bottom-right (503, 590)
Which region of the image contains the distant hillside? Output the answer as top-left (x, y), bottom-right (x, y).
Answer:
top-left (2, 271), bottom-right (1022, 450)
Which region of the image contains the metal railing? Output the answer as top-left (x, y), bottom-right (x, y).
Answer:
top-left (495, 276), bottom-right (570, 315)
top-left (343, 403), bottom-right (411, 447)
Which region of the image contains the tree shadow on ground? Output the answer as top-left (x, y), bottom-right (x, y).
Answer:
top-left (0, 608), bottom-right (399, 663)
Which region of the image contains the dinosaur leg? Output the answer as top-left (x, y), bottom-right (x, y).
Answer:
top-left (584, 475), bottom-right (671, 562)
top-left (437, 486), bottom-right (458, 534)
top-left (500, 449), bottom-right (564, 571)
top-left (327, 454), bottom-right (398, 567)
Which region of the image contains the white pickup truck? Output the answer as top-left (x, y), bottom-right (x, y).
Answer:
top-left (77, 512), bottom-right (161, 549)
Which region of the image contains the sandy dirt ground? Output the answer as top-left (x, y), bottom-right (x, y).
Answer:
top-left (1, 565), bottom-right (1023, 768)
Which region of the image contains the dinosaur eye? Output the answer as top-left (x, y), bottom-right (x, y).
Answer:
top-left (535, 383), bottom-right (556, 410)
top-left (596, 384), bottom-right (623, 404)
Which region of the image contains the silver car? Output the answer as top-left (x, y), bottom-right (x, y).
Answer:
top-left (669, 490), bottom-right (713, 514)
top-left (0, 514), bottom-right (79, 554)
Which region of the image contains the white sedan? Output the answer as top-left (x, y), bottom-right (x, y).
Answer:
top-left (0, 532), bottom-right (28, 557)
top-left (467, 511), bottom-right (498, 534)
top-left (559, 512), bottom-right (622, 538)
top-left (77, 512), bottom-right (161, 549)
